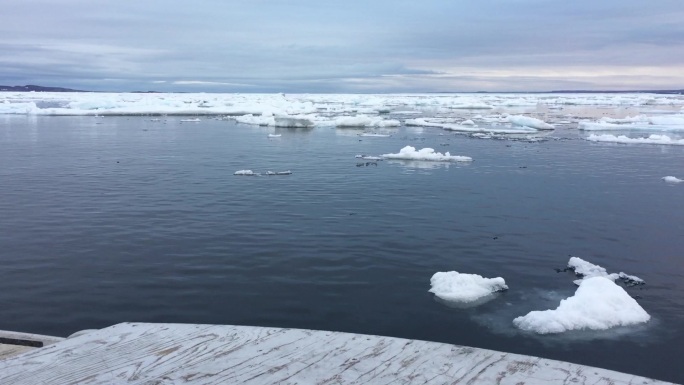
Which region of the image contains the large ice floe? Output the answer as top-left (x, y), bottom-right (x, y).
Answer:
top-left (586, 134), bottom-right (684, 146)
top-left (512, 276), bottom-right (650, 334)
top-left (429, 271), bottom-right (508, 306)
top-left (382, 146), bottom-right (472, 162)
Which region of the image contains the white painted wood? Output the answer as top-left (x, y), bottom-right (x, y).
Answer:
top-left (0, 330), bottom-right (64, 360)
top-left (0, 323), bottom-right (671, 384)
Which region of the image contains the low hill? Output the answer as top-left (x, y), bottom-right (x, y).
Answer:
top-left (0, 85), bottom-right (86, 92)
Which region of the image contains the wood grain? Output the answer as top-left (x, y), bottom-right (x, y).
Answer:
top-left (0, 323), bottom-right (671, 384)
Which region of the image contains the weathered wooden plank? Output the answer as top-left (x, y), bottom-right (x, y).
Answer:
top-left (0, 330), bottom-right (64, 361)
top-left (0, 323), bottom-right (671, 384)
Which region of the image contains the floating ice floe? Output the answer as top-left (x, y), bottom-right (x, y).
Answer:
top-left (382, 146), bottom-right (472, 162)
top-left (1, 92), bottom-right (682, 118)
top-left (512, 276), bottom-right (650, 334)
top-left (405, 118), bottom-right (538, 134)
top-left (267, 134), bottom-right (281, 138)
top-left (235, 114), bottom-right (274, 126)
top-left (449, 102), bottom-right (493, 110)
top-left (180, 118), bottom-right (201, 122)
top-left (567, 256), bottom-right (644, 286)
top-left (568, 257), bottom-right (618, 285)
top-left (586, 134), bottom-right (684, 146)
top-left (507, 115), bottom-right (554, 130)
top-left (355, 155), bottom-right (383, 161)
top-left (334, 115), bottom-right (400, 128)
top-left (662, 176), bottom-right (684, 183)
top-left (618, 272), bottom-right (645, 286)
top-left (358, 133), bottom-right (391, 137)
top-left (266, 170), bottom-right (292, 175)
top-left (429, 271), bottom-right (508, 304)
top-left (274, 115), bottom-right (314, 128)
top-left (579, 113), bottom-right (684, 132)
top-left (234, 170), bottom-right (292, 176)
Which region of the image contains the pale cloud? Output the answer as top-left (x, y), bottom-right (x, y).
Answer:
top-left (1, 1), bottom-right (682, 92)
top-left (172, 80), bottom-right (256, 87)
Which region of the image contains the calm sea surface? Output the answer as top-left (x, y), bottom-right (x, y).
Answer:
top-left (1, 114), bottom-right (683, 382)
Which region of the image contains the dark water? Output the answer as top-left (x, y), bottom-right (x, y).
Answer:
top-left (1, 115), bottom-right (683, 383)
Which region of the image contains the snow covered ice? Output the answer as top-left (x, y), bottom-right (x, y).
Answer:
top-left (234, 170), bottom-right (256, 176)
top-left (507, 115), bottom-right (554, 130)
top-left (429, 271), bottom-right (508, 304)
top-left (2, 91), bottom-right (683, 139)
top-left (513, 277), bottom-right (650, 334)
top-left (586, 134), bottom-right (684, 146)
top-left (579, 113), bottom-right (684, 132)
top-left (567, 256), bottom-right (643, 286)
top-left (274, 115), bottom-right (314, 128)
top-left (405, 118), bottom-right (538, 134)
top-left (382, 146), bottom-right (472, 162)
top-left (334, 115), bottom-right (400, 128)
top-left (662, 176), bottom-right (684, 183)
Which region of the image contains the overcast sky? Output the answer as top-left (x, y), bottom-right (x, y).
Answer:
top-left (2, 0), bottom-right (683, 92)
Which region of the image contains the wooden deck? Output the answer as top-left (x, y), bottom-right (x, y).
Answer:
top-left (0, 329), bottom-right (64, 360)
top-left (0, 323), bottom-right (671, 384)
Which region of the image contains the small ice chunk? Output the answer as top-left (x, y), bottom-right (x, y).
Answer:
top-left (507, 115), bottom-right (554, 130)
top-left (429, 271), bottom-right (508, 303)
top-left (662, 176), bottom-right (683, 183)
top-left (234, 170), bottom-right (256, 176)
top-left (513, 277), bottom-right (650, 334)
top-left (180, 118), bottom-right (201, 122)
top-left (618, 272), bottom-right (644, 285)
top-left (568, 257), bottom-right (609, 278)
top-left (359, 133), bottom-right (391, 137)
top-left (267, 134), bottom-right (282, 138)
top-left (567, 257), bottom-right (618, 285)
top-left (382, 146), bottom-right (472, 162)
top-left (355, 155), bottom-right (383, 161)
top-left (461, 119), bottom-right (475, 126)
top-left (266, 170), bottom-right (292, 175)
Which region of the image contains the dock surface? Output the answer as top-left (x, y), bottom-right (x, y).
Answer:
top-left (0, 329), bottom-right (64, 360)
top-left (0, 322), bottom-right (672, 384)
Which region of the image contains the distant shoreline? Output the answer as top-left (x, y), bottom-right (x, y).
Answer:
top-left (1, 84), bottom-right (682, 94)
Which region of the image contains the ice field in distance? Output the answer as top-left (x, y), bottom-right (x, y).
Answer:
top-left (2, 91), bottom-right (684, 143)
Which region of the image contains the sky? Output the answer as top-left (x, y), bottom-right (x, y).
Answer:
top-left (2, 0), bottom-right (683, 93)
